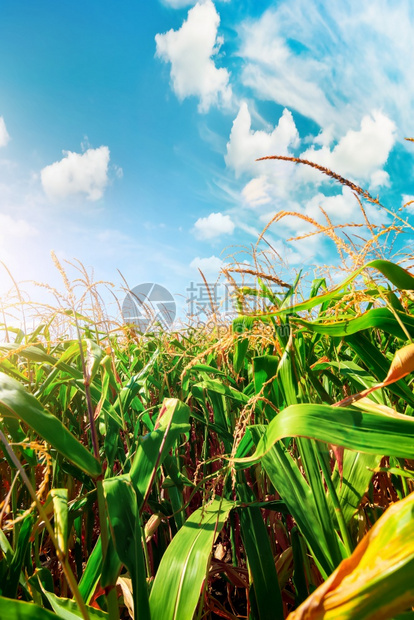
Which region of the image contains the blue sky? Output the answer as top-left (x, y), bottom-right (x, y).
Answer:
top-left (1, 0), bottom-right (414, 319)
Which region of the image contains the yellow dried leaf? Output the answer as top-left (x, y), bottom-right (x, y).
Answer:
top-left (117, 577), bottom-right (134, 619)
top-left (287, 492), bottom-right (414, 620)
top-left (144, 513), bottom-right (161, 543)
top-left (213, 542), bottom-right (226, 561)
top-left (335, 343), bottom-right (414, 408)
top-left (383, 343), bottom-right (414, 385)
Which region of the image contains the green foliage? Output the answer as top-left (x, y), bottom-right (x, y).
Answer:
top-left (1, 254), bottom-right (414, 619)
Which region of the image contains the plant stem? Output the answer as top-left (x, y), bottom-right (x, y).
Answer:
top-left (74, 318), bottom-right (119, 617)
top-left (96, 479), bottom-right (120, 620)
top-left (318, 447), bottom-right (354, 557)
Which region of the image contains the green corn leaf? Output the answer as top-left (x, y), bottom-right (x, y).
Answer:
top-left (0, 598), bottom-right (59, 619)
top-left (100, 537), bottom-right (122, 591)
top-left (234, 403), bottom-right (414, 468)
top-left (233, 336), bottom-right (249, 375)
top-left (104, 475), bottom-right (150, 620)
top-left (238, 485), bottom-right (284, 620)
top-left (193, 378), bottom-right (250, 404)
top-left (253, 355), bottom-right (281, 420)
top-left (284, 260), bottom-right (414, 316)
top-left (190, 363), bottom-right (232, 380)
top-left (130, 398), bottom-right (190, 507)
top-left (85, 339), bottom-right (104, 384)
top-left (277, 332), bottom-right (298, 407)
top-left (293, 307), bottom-right (414, 340)
top-left (149, 497), bottom-right (233, 620)
top-left (331, 450), bottom-right (381, 525)
top-left (345, 333), bottom-right (414, 406)
top-left (0, 344), bottom-right (123, 428)
top-left (39, 582), bottom-right (109, 619)
top-left (288, 492), bottom-right (414, 620)
top-left (249, 426), bottom-right (337, 577)
top-left (0, 530), bottom-right (12, 563)
top-left (51, 489), bottom-right (69, 558)
top-left (78, 538), bottom-right (102, 604)
top-left (291, 527), bottom-right (310, 605)
top-left (1, 515), bottom-right (33, 598)
top-left (0, 372), bottom-right (101, 477)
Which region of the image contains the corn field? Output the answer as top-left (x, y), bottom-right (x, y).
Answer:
top-left (1, 162), bottom-right (414, 619)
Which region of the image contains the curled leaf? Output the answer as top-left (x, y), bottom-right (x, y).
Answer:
top-left (334, 343), bottom-right (414, 409)
top-left (287, 492), bottom-right (414, 620)
top-left (383, 343), bottom-right (414, 385)
top-left (330, 444), bottom-right (344, 481)
top-left (117, 577), bottom-right (134, 619)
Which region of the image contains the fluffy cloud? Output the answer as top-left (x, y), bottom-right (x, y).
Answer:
top-left (224, 105), bottom-right (395, 265)
top-left (193, 211), bottom-right (234, 239)
top-left (305, 188), bottom-right (360, 224)
top-left (402, 195), bottom-right (414, 214)
top-left (190, 255), bottom-right (223, 274)
top-left (234, 109), bottom-right (395, 216)
top-left (225, 103), bottom-right (299, 177)
top-left (239, 10), bottom-right (336, 131)
top-left (238, 0), bottom-right (414, 137)
top-left (0, 117), bottom-right (10, 147)
top-left (299, 111), bottom-right (396, 187)
top-left (242, 176), bottom-right (272, 207)
top-left (155, 0), bottom-right (231, 112)
top-left (41, 146), bottom-right (110, 201)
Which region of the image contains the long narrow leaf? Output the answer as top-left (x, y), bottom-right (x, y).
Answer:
top-left (238, 485), bottom-right (284, 620)
top-left (288, 492), bottom-right (414, 619)
top-left (104, 475), bottom-right (150, 620)
top-left (0, 598), bottom-right (59, 618)
top-left (0, 373), bottom-right (101, 477)
top-left (234, 403), bottom-right (414, 467)
top-left (149, 497), bottom-right (233, 620)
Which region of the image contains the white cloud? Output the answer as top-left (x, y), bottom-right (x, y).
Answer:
top-left (332, 112), bottom-right (396, 181)
top-left (225, 103), bottom-right (302, 215)
top-left (224, 106), bottom-right (395, 266)
top-left (239, 11), bottom-right (336, 131)
top-left (225, 103), bottom-right (299, 178)
top-left (299, 111), bottom-right (396, 187)
top-left (114, 164), bottom-right (124, 179)
top-left (305, 188), bottom-right (359, 224)
top-left (190, 255), bottom-right (223, 274)
top-left (221, 1), bottom-right (402, 267)
top-left (155, 0), bottom-right (232, 112)
top-left (238, 1), bottom-right (414, 137)
top-left (402, 195), bottom-right (414, 214)
top-left (41, 146), bottom-right (110, 201)
top-left (370, 170), bottom-right (390, 190)
top-left (313, 126), bottom-right (335, 148)
top-left (193, 211), bottom-right (234, 239)
top-left (242, 176), bottom-right (272, 207)
top-left (0, 117), bottom-right (10, 147)
top-left (0, 214), bottom-right (37, 244)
